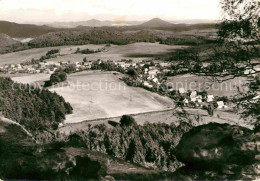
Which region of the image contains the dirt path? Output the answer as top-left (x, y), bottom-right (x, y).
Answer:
top-left (0, 115), bottom-right (34, 139)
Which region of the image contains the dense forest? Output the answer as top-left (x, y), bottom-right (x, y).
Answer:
top-left (28, 30), bottom-right (158, 48)
top-left (0, 77), bottom-right (73, 136)
top-left (58, 116), bottom-right (193, 172)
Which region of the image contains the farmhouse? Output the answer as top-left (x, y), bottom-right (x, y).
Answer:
top-left (179, 88), bottom-right (187, 94)
top-left (183, 98), bottom-right (189, 104)
top-left (217, 101), bottom-right (225, 109)
top-left (207, 95), bottom-right (214, 102)
top-left (153, 77), bottom-right (159, 84)
top-left (144, 81), bottom-right (153, 88)
top-left (159, 62), bottom-right (170, 67)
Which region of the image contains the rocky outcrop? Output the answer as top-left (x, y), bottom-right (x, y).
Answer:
top-left (0, 120), bottom-right (167, 180)
top-left (174, 123), bottom-right (260, 180)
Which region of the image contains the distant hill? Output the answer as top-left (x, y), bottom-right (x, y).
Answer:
top-left (0, 21), bottom-right (61, 38)
top-left (0, 33), bottom-right (19, 47)
top-left (47, 19), bottom-right (112, 28)
top-left (46, 19), bottom-right (143, 28)
top-left (170, 19), bottom-right (219, 24)
top-left (138, 18), bottom-right (174, 28)
top-left (0, 33), bottom-right (24, 54)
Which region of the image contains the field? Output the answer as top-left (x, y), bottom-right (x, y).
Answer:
top-left (0, 44), bottom-right (105, 66)
top-left (0, 42), bottom-right (186, 65)
top-left (11, 73), bottom-right (50, 84)
top-left (47, 42), bottom-right (186, 62)
top-left (166, 74), bottom-right (248, 97)
top-left (49, 71), bottom-right (174, 123)
top-left (59, 108), bottom-right (251, 135)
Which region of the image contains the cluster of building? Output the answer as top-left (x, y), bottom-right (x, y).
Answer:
top-left (115, 60), bottom-right (170, 89)
top-left (177, 88), bottom-right (228, 109)
top-left (0, 60), bottom-right (93, 75)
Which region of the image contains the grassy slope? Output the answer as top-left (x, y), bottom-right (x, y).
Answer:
top-left (0, 44), bottom-right (105, 66)
top-left (49, 71), bottom-right (174, 123)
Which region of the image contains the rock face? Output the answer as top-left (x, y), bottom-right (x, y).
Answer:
top-left (174, 123), bottom-right (260, 180)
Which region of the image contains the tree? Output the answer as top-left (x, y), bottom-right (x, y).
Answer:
top-left (199, 0), bottom-right (259, 126)
top-left (126, 139), bottom-right (136, 162)
top-left (120, 115), bottom-right (136, 127)
top-left (126, 68), bottom-right (137, 78)
top-left (169, 0), bottom-right (259, 127)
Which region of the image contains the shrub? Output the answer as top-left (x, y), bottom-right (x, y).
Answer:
top-left (126, 68), bottom-right (137, 78)
top-left (120, 115), bottom-right (136, 127)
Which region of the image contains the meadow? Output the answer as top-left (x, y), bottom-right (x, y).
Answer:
top-left (49, 71), bottom-right (174, 123)
top-left (59, 108), bottom-right (251, 135)
top-left (166, 74), bottom-right (248, 97)
top-left (43, 42), bottom-right (186, 63)
top-left (0, 42), bottom-right (186, 65)
top-left (0, 44), bottom-right (105, 66)
top-left (11, 73), bottom-right (50, 84)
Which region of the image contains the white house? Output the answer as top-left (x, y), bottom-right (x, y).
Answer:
top-left (217, 101), bottom-right (224, 108)
top-left (159, 63), bottom-right (170, 67)
top-left (125, 63), bottom-right (132, 68)
top-left (217, 101), bottom-right (228, 109)
top-left (191, 97), bottom-right (197, 102)
top-left (183, 98), bottom-right (189, 104)
top-left (148, 74), bottom-right (155, 80)
top-left (149, 69), bottom-right (159, 76)
top-left (179, 88), bottom-right (187, 94)
top-left (118, 62), bottom-right (126, 68)
top-left (196, 95), bottom-right (203, 103)
top-left (144, 81), bottom-right (153, 88)
top-left (244, 69), bottom-right (256, 75)
top-left (207, 95), bottom-right (214, 102)
top-left (54, 63), bottom-right (61, 67)
top-left (153, 77), bottom-right (159, 84)
top-left (58, 123), bottom-right (64, 127)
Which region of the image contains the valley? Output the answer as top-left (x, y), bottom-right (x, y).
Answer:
top-left (0, 9), bottom-right (259, 180)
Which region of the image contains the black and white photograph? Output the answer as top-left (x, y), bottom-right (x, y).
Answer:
top-left (0, 0), bottom-right (259, 180)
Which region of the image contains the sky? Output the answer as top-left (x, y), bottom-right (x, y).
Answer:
top-left (0, 0), bottom-right (221, 23)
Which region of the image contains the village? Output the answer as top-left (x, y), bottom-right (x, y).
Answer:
top-left (0, 53), bottom-right (234, 112)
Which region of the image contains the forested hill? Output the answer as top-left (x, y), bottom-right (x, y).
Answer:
top-left (0, 21), bottom-right (62, 38)
top-left (0, 77), bottom-right (73, 138)
top-left (28, 29), bottom-right (158, 47)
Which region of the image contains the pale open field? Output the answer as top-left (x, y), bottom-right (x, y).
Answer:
top-left (59, 108), bottom-right (251, 135)
top-left (11, 73), bottom-right (50, 84)
top-left (0, 44), bottom-right (105, 66)
top-left (46, 42), bottom-right (186, 63)
top-left (0, 43), bottom-right (186, 65)
top-left (166, 74), bottom-right (248, 97)
top-left (49, 71), bottom-right (174, 123)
